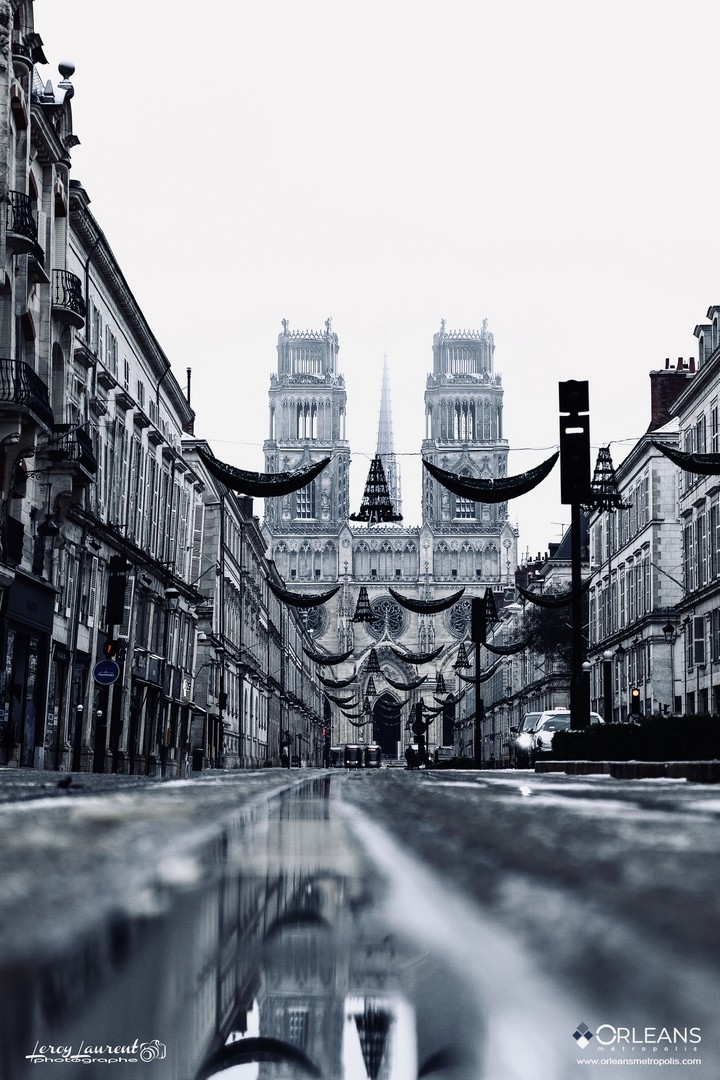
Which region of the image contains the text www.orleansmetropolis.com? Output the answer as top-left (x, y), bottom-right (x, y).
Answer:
top-left (576, 1058), bottom-right (702, 1067)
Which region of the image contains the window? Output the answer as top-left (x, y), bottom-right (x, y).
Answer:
top-left (296, 483), bottom-right (315, 520)
top-left (693, 615), bottom-right (706, 666)
top-left (91, 302), bottom-right (103, 360)
top-left (683, 522), bottom-right (694, 594)
top-left (105, 327), bottom-right (118, 375)
top-left (287, 1009), bottom-right (308, 1049)
top-left (696, 511), bottom-right (708, 589)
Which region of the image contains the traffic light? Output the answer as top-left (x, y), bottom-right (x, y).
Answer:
top-left (630, 687), bottom-right (641, 716)
top-left (470, 596), bottom-right (486, 645)
top-left (558, 380), bottom-right (591, 505)
top-left (102, 639), bottom-right (118, 659)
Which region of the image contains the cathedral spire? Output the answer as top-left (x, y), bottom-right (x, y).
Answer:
top-left (376, 354), bottom-right (402, 517)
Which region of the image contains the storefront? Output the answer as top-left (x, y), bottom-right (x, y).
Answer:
top-left (0, 572), bottom-right (56, 768)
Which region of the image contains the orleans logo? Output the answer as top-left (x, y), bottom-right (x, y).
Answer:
top-left (572, 1022), bottom-right (594, 1049)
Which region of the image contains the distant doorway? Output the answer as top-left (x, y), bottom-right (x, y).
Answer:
top-left (372, 692), bottom-right (402, 759)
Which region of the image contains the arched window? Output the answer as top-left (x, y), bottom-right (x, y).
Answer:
top-left (322, 541), bottom-right (336, 578)
top-left (402, 542), bottom-right (416, 578)
top-left (436, 542), bottom-right (450, 578)
top-left (275, 541), bottom-right (289, 580)
top-left (298, 542), bottom-right (312, 579)
top-left (378, 542), bottom-right (393, 579)
top-left (354, 541), bottom-right (370, 578)
top-left (459, 542), bottom-right (474, 578)
top-left (483, 543), bottom-right (499, 580)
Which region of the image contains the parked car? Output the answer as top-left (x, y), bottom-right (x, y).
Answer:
top-left (530, 709), bottom-right (604, 762)
top-left (509, 712), bottom-right (543, 767)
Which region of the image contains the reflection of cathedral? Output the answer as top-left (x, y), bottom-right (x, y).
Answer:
top-left (263, 320), bottom-right (518, 753)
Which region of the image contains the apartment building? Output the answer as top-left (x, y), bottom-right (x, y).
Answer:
top-left (0, 3), bottom-right (321, 773)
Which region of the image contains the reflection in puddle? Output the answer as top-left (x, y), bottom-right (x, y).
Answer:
top-left (196, 776), bottom-right (482, 1079)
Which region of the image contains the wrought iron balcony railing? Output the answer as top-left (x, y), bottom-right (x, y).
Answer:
top-left (5, 191), bottom-right (42, 259)
top-left (42, 424), bottom-right (98, 475)
top-left (0, 358), bottom-right (53, 428)
top-left (52, 269), bottom-right (85, 328)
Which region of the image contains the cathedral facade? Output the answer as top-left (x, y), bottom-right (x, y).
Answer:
top-left (263, 319), bottom-right (518, 758)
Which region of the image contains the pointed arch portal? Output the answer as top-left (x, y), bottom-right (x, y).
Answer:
top-left (371, 692), bottom-right (402, 758)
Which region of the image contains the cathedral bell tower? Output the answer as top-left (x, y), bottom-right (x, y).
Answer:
top-left (263, 319), bottom-right (350, 582)
top-left (422, 319), bottom-right (508, 529)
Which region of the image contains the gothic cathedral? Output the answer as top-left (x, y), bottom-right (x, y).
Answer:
top-left (263, 319), bottom-right (518, 756)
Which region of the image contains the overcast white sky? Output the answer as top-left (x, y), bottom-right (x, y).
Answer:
top-left (34, 1), bottom-right (720, 561)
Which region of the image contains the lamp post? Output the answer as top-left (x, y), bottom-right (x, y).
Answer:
top-left (71, 704), bottom-right (83, 772)
top-left (662, 619), bottom-right (676, 714)
top-left (582, 660), bottom-right (591, 713)
top-left (602, 649), bottom-right (613, 722)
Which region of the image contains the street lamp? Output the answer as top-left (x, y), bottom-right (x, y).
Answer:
top-left (662, 619), bottom-right (676, 715)
top-left (580, 660), bottom-right (592, 728)
top-left (602, 649), bottom-right (613, 723)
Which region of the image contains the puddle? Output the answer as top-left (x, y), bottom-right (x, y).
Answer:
top-left (195, 774), bottom-right (484, 1079)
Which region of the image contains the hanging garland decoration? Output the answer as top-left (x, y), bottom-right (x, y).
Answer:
top-left (422, 451), bottom-right (559, 503)
top-left (388, 586), bottom-right (465, 614)
top-left (420, 704), bottom-right (445, 718)
top-left (318, 671), bottom-right (356, 688)
top-left (434, 690), bottom-right (466, 707)
top-left (373, 697), bottom-right (409, 712)
top-left (382, 671), bottom-right (428, 691)
top-left (324, 693), bottom-right (360, 707)
top-left (652, 441), bottom-right (720, 475)
top-left (483, 636), bottom-right (532, 655)
top-left (302, 646), bottom-right (354, 665)
top-left (390, 644), bottom-right (444, 665)
top-left (372, 711), bottom-right (406, 728)
top-left (455, 657), bottom-right (504, 684)
top-left (517, 581), bottom-right (590, 608)
top-left (345, 716), bottom-right (371, 728)
top-left (268, 580), bottom-right (340, 607)
top-left (339, 707), bottom-right (367, 719)
top-left (196, 444), bottom-right (331, 496)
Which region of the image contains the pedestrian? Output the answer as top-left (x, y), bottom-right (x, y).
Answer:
top-left (405, 745), bottom-right (415, 770)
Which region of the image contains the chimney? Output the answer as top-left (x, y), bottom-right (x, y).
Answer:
top-left (648, 358), bottom-right (694, 432)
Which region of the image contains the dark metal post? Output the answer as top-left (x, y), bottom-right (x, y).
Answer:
top-left (474, 639), bottom-right (483, 768)
top-left (603, 650), bottom-right (613, 722)
top-left (559, 381), bottom-right (591, 731)
top-left (570, 502), bottom-right (590, 729)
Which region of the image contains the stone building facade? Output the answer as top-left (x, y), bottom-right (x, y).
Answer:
top-left (586, 358), bottom-right (695, 719)
top-left (263, 318), bottom-right (518, 758)
top-left (0, 1), bottom-right (321, 773)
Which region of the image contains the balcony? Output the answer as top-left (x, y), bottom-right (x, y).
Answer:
top-left (0, 358), bottom-right (53, 428)
top-left (6, 191), bottom-right (43, 260)
top-left (52, 269), bottom-right (85, 329)
top-left (40, 424), bottom-right (97, 476)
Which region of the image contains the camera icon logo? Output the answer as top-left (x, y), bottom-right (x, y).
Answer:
top-left (139, 1040), bottom-right (167, 1062)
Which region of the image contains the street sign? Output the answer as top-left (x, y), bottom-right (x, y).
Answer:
top-left (93, 659), bottom-right (120, 685)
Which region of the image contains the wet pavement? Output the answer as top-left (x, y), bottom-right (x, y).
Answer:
top-left (0, 767), bottom-right (718, 1079)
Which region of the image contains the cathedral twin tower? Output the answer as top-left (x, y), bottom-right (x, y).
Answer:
top-left (262, 317), bottom-right (518, 663)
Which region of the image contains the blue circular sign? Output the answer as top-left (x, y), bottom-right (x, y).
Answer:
top-left (93, 659), bottom-right (120, 685)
